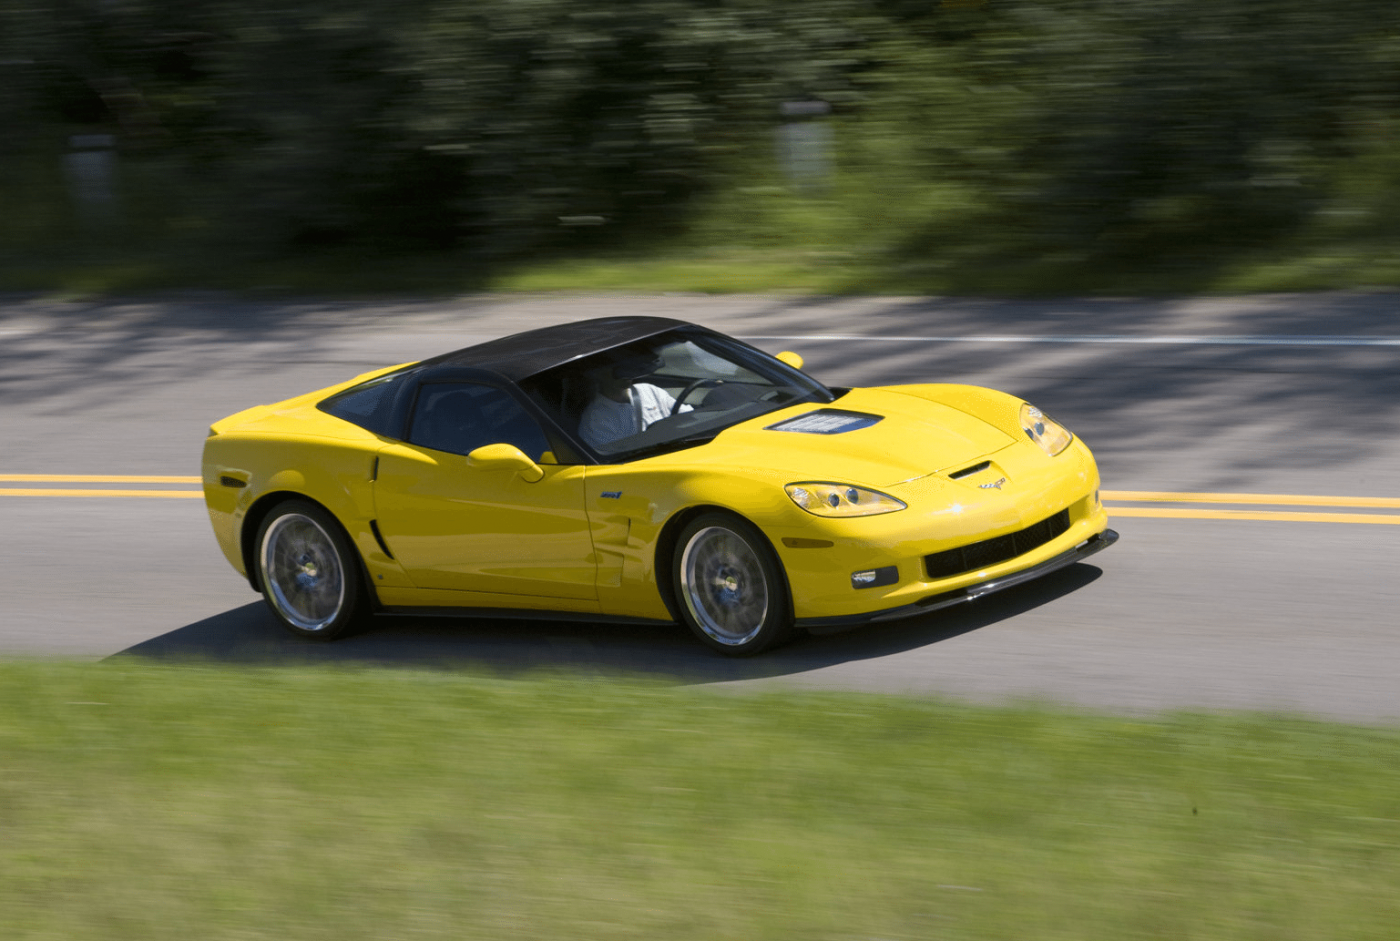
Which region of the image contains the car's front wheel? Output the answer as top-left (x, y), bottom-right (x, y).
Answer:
top-left (255, 500), bottom-right (365, 640)
top-left (672, 512), bottom-right (795, 655)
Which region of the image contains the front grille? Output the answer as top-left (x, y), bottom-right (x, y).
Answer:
top-left (924, 509), bottom-right (1071, 580)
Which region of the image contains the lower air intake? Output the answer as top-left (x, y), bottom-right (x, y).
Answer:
top-left (924, 509), bottom-right (1071, 580)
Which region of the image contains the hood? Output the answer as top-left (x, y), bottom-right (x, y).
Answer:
top-left (677, 386), bottom-right (1016, 488)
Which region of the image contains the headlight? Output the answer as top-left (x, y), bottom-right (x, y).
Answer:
top-left (785, 482), bottom-right (907, 517)
top-left (1020, 402), bottom-right (1073, 457)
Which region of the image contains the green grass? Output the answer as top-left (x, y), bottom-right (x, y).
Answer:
top-left (9, 240), bottom-right (1400, 299)
top-left (10, 221), bottom-right (1400, 300)
top-left (491, 247), bottom-right (876, 295)
top-left (2, 660), bottom-right (1398, 940)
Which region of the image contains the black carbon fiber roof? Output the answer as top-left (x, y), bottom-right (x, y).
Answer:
top-left (424, 316), bottom-right (690, 380)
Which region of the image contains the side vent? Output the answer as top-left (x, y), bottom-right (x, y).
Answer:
top-left (369, 520), bottom-right (395, 560)
top-left (219, 475), bottom-right (247, 489)
top-left (949, 461), bottom-right (991, 480)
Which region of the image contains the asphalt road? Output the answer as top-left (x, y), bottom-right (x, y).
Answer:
top-left (2, 292), bottom-right (1397, 723)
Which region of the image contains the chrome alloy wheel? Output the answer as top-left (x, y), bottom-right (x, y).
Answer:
top-left (259, 512), bottom-right (347, 633)
top-left (679, 525), bottom-right (771, 646)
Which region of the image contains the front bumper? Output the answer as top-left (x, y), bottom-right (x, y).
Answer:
top-left (798, 528), bottom-right (1119, 633)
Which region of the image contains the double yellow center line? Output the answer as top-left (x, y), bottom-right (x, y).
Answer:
top-left (1, 476), bottom-right (1396, 524)
top-left (0, 474), bottom-right (203, 499)
top-left (1103, 490), bottom-right (1400, 525)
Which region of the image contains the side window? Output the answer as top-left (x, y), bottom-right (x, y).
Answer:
top-left (409, 383), bottom-right (552, 461)
top-left (318, 367), bottom-right (412, 436)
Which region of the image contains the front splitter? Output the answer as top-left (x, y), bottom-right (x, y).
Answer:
top-left (799, 529), bottom-right (1120, 634)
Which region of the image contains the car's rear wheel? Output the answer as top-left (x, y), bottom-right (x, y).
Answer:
top-left (672, 512), bottom-right (795, 655)
top-left (255, 500), bottom-right (364, 640)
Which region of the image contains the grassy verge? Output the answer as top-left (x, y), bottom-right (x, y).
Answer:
top-left (7, 146), bottom-right (1400, 298)
top-left (2, 660), bottom-right (1398, 940)
top-left (8, 230), bottom-right (1400, 300)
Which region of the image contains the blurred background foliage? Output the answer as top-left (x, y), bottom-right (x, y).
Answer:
top-left (4, 0), bottom-right (1400, 294)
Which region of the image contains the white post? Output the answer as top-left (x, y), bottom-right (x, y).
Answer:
top-left (65, 134), bottom-right (120, 230)
top-left (777, 100), bottom-right (833, 191)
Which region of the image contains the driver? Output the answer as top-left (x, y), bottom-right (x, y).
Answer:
top-left (578, 354), bottom-right (691, 449)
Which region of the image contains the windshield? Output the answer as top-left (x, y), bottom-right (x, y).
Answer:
top-left (519, 328), bottom-right (834, 462)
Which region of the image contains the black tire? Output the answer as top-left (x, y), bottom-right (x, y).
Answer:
top-left (254, 500), bottom-right (365, 640)
top-left (671, 512), bottom-right (795, 656)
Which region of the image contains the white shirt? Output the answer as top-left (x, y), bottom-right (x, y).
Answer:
top-left (579, 383), bottom-right (690, 450)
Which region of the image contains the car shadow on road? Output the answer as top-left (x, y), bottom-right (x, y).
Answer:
top-left (114, 564), bottom-right (1103, 683)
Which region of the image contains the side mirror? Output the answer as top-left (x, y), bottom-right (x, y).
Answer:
top-left (466, 443), bottom-right (545, 482)
top-left (775, 351), bottom-right (804, 370)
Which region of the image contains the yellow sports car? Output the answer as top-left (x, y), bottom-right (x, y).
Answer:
top-left (203, 317), bottom-right (1116, 655)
